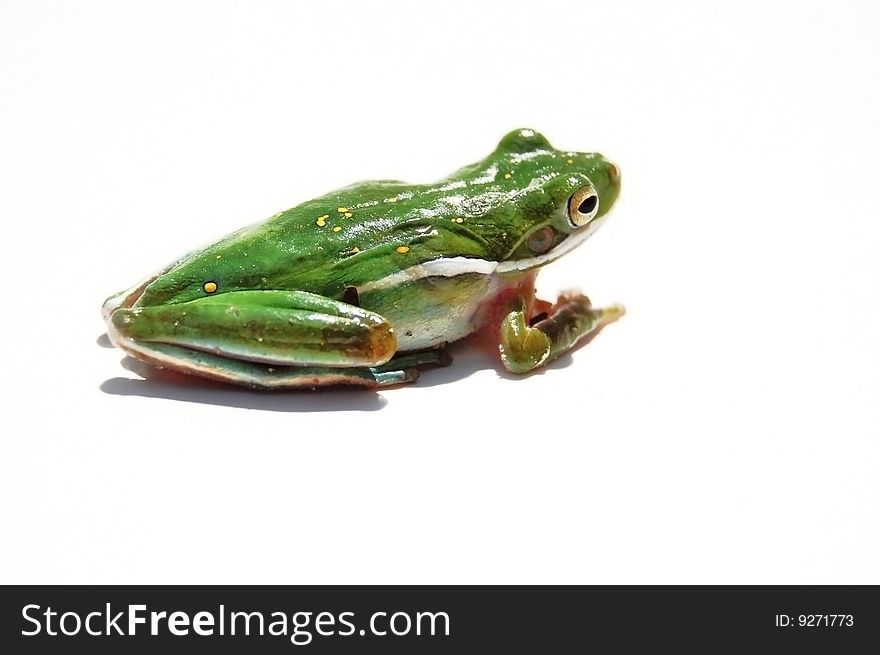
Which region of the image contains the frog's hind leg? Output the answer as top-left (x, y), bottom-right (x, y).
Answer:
top-left (498, 292), bottom-right (624, 374)
top-left (120, 341), bottom-right (419, 390)
top-left (125, 342), bottom-right (450, 389)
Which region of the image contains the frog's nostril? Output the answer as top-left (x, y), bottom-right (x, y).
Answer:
top-left (607, 162), bottom-right (620, 181)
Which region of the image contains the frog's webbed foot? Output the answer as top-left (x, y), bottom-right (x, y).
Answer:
top-left (299, 346), bottom-right (451, 388)
top-left (498, 292), bottom-right (624, 374)
top-left (369, 345), bottom-right (452, 384)
top-left (279, 346), bottom-right (452, 388)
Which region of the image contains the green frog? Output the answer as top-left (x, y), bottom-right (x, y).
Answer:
top-left (102, 129), bottom-right (624, 388)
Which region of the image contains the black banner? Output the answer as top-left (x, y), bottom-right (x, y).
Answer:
top-left (1, 586), bottom-right (876, 653)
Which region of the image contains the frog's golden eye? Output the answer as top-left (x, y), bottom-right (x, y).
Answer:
top-left (568, 184), bottom-right (599, 227)
top-left (203, 281), bottom-right (218, 294)
top-left (527, 226), bottom-right (556, 254)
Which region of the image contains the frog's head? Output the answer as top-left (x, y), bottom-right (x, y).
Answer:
top-left (465, 128), bottom-right (621, 273)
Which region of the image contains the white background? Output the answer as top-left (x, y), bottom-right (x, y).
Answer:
top-left (1, 0), bottom-right (878, 584)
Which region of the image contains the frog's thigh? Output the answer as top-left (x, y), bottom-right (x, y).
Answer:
top-left (117, 289), bottom-right (397, 368)
top-left (498, 292), bottom-right (625, 374)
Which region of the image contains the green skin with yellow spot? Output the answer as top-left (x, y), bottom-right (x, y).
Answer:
top-left (103, 129), bottom-right (624, 389)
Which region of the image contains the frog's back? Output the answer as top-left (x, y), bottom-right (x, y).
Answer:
top-left (238, 175), bottom-right (503, 297)
top-left (197, 130), bottom-right (581, 341)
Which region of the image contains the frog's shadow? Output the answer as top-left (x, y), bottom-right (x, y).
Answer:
top-left (99, 356), bottom-right (388, 412)
top-left (97, 331), bottom-right (579, 412)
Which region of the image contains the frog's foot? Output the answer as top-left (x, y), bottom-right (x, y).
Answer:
top-left (369, 345), bottom-right (452, 382)
top-left (498, 292), bottom-right (624, 374)
top-left (114, 338), bottom-right (451, 391)
top-left (120, 342), bottom-right (429, 390)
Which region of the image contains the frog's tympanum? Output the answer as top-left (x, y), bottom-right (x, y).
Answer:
top-left (103, 129), bottom-right (624, 388)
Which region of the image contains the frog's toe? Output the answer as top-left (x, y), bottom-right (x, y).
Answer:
top-left (372, 368), bottom-right (421, 387)
top-left (369, 347), bottom-right (452, 374)
top-left (596, 303), bottom-right (626, 325)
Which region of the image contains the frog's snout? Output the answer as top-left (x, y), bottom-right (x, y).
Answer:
top-left (605, 158), bottom-right (621, 189)
top-left (596, 157), bottom-right (622, 213)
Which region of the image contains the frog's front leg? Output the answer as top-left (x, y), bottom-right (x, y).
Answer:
top-left (498, 292), bottom-right (625, 374)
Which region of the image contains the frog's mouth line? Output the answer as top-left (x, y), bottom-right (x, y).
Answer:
top-left (495, 212), bottom-right (609, 273)
top-left (358, 214), bottom-right (608, 294)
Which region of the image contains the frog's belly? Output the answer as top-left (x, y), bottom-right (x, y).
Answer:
top-left (358, 272), bottom-right (508, 351)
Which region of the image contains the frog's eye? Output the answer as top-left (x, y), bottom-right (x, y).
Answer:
top-left (568, 184), bottom-right (600, 227)
top-left (527, 226), bottom-right (556, 254)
